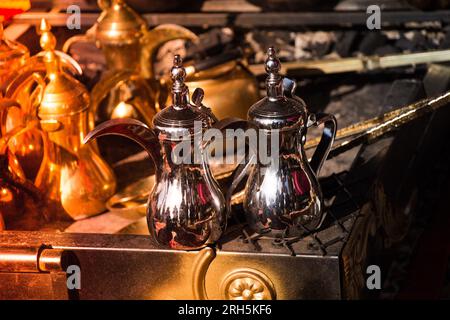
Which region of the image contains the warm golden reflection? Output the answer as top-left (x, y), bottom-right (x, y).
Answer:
top-left (0, 19), bottom-right (117, 223)
top-left (62, 0), bottom-right (198, 127)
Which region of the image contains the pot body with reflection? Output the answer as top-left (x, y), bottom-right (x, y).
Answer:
top-left (85, 56), bottom-right (227, 250)
top-left (232, 48), bottom-right (337, 237)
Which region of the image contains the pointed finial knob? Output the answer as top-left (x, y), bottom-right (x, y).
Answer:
top-left (265, 47), bottom-right (283, 100)
top-left (170, 55), bottom-right (188, 108)
top-left (38, 19), bottom-right (60, 74)
top-left (171, 55), bottom-right (186, 85)
top-left (38, 19), bottom-right (56, 52)
top-left (265, 47), bottom-right (281, 75)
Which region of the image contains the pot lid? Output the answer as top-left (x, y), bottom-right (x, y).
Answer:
top-left (153, 55), bottom-right (213, 139)
top-left (248, 47), bottom-right (306, 130)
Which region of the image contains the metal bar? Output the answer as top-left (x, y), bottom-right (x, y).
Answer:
top-left (0, 246), bottom-right (70, 273)
top-left (249, 49), bottom-right (450, 76)
top-left (30, 0), bottom-right (262, 12)
top-left (327, 91), bottom-right (450, 159)
top-left (305, 91), bottom-right (450, 152)
top-left (11, 10), bottom-right (450, 28)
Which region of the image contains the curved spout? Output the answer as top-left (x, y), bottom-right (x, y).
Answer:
top-left (83, 118), bottom-right (162, 175)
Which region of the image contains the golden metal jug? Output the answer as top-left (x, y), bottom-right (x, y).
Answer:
top-left (229, 48), bottom-right (337, 237)
top-left (63, 0), bottom-right (198, 126)
top-left (0, 100), bottom-right (45, 228)
top-left (21, 19), bottom-right (117, 221)
top-left (0, 17), bottom-right (29, 96)
top-left (85, 56), bottom-right (227, 250)
top-left (3, 25), bottom-right (83, 181)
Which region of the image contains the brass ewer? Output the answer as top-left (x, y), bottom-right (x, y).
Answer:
top-left (22, 19), bottom-right (117, 221)
top-left (63, 0), bottom-right (198, 126)
top-left (84, 55), bottom-right (228, 250)
top-left (3, 19), bottom-right (82, 181)
top-left (0, 100), bottom-right (45, 228)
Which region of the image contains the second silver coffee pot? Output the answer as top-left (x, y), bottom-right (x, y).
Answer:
top-left (229, 47), bottom-right (337, 237)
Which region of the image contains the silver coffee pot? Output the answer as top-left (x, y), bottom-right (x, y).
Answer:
top-left (229, 47), bottom-right (337, 237)
top-left (84, 55), bottom-right (227, 250)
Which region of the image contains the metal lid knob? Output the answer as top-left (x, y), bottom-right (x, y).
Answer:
top-left (39, 19), bottom-right (56, 51)
top-left (37, 19), bottom-right (89, 116)
top-left (171, 55), bottom-right (189, 109)
top-left (265, 47), bottom-right (281, 75)
top-left (265, 47), bottom-right (283, 100)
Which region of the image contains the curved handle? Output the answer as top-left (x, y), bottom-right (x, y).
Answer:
top-left (83, 118), bottom-right (162, 178)
top-left (30, 73), bottom-right (47, 112)
top-left (62, 25), bottom-right (96, 54)
top-left (0, 119), bottom-right (46, 207)
top-left (192, 88), bottom-right (218, 124)
top-left (4, 70), bottom-right (47, 117)
top-left (0, 99), bottom-right (23, 160)
top-left (90, 70), bottom-right (158, 125)
top-left (0, 99), bottom-right (22, 136)
top-left (308, 113), bottom-right (337, 176)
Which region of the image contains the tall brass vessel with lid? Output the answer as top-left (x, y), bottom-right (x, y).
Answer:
top-left (29, 19), bottom-right (117, 221)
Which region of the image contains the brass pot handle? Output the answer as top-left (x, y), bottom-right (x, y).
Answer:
top-left (0, 99), bottom-right (22, 136)
top-left (140, 24), bottom-right (199, 80)
top-left (62, 24), bottom-right (96, 54)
